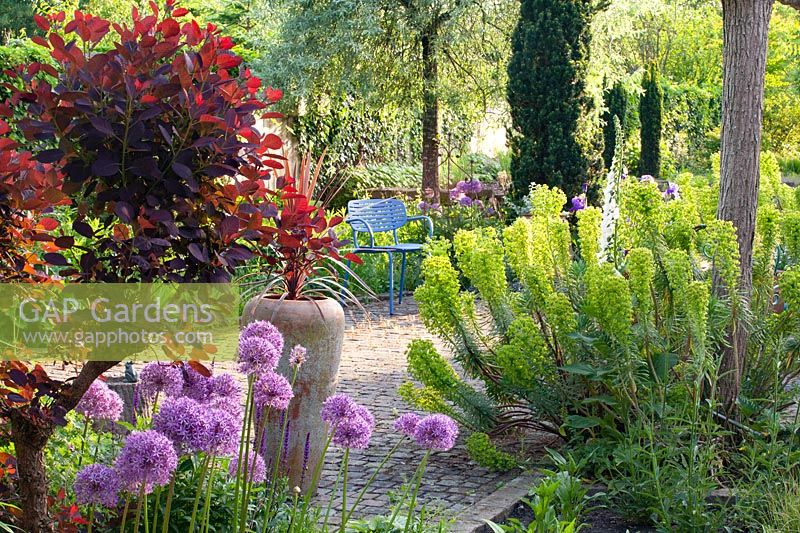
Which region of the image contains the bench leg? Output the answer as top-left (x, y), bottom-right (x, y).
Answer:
top-left (340, 259), bottom-right (351, 305)
top-left (398, 252), bottom-right (407, 305)
top-left (387, 251), bottom-right (394, 316)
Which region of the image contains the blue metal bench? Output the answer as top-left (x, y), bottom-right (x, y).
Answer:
top-left (344, 199), bottom-right (433, 315)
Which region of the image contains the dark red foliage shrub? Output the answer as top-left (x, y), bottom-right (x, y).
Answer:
top-left (259, 171), bottom-right (361, 299)
top-left (5, 1), bottom-right (285, 282)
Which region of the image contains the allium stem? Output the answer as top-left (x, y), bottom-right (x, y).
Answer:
top-left (403, 450), bottom-right (431, 533)
top-left (200, 456), bottom-right (218, 533)
top-left (78, 414), bottom-right (90, 468)
top-left (264, 365), bottom-right (298, 522)
top-left (161, 476), bottom-right (176, 533)
top-left (344, 437), bottom-right (405, 524)
top-left (152, 485), bottom-right (161, 532)
top-left (189, 455), bottom-right (210, 533)
top-left (235, 377), bottom-right (254, 533)
top-left (87, 506), bottom-right (94, 533)
top-left (120, 495), bottom-right (130, 533)
top-left (133, 482), bottom-right (146, 533)
top-left (322, 451), bottom-right (346, 528)
top-left (301, 428), bottom-right (335, 517)
top-left (340, 447), bottom-right (350, 533)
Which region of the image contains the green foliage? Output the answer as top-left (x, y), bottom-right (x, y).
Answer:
top-left (601, 82), bottom-right (627, 171)
top-left (404, 340), bottom-right (497, 431)
top-left (583, 263), bottom-right (632, 345)
top-left (464, 432), bottom-right (518, 472)
top-left (638, 62), bottom-right (663, 178)
top-left (487, 451), bottom-right (594, 532)
top-left (576, 207), bottom-right (602, 266)
top-left (507, 0), bottom-right (594, 200)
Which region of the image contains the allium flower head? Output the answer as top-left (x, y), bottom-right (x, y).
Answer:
top-left (74, 464), bottom-right (121, 508)
top-left (458, 195), bottom-right (473, 207)
top-left (115, 430), bottom-right (178, 490)
top-left (228, 450), bottom-right (266, 484)
top-left (181, 364), bottom-right (211, 402)
top-left (240, 320), bottom-right (284, 353)
top-left (237, 336), bottom-right (281, 375)
top-left (413, 414), bottom-right (459, 451)
top-left (253, 371), bottom-right (294, 411)
top-left (202, 408), bottom-right (241, 456)
top-left (207, 373), bottom-right (243, 414)
top-left (332, 404), bottom-right (375, 449)
top-left (320, 394), bottom-right (357, 425)
top-left (76, 380), bottom-right (124, 421)
top-left (138, 363), bottom-right (183, 400)
top-left (289, 345), bottom-right (307, 367)
top-left (153, 396), bottom-right (210, 454)
top-left (393, 413), bottom-right (420, 437)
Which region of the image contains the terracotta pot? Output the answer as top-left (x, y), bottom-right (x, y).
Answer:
top-left (241, 296), bottom-right (345, 493)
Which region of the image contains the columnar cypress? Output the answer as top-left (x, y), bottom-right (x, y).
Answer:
top-left (639, 63), bottom-right (663, 178)
top-left (602, 82), bottom-right (627, 171)
top-left (506, 0), bottom-right (593, 201)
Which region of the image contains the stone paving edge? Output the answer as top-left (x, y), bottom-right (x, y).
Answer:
top-left (450, 472), bottom-right (539, 533)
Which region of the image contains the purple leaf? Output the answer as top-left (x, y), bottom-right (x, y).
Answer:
top-left (35, 149), bottom-right (64, 164)
top-left (172, 162), bottom-right (192, 180)
top-left (90, 116), bottom-right (114, 136)
top-left (114, 201), bottom-right (136, 222)
top-left (188, 243), bottom-right (209, 263)
top-left (43, 252), bottom-right (69, 266)
top-left (72, 220), bottom-right (95, 238)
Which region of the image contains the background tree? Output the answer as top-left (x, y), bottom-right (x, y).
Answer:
top-left (716, 0), bottom-right (800, 412)
top-left (602, 81), bottom-right (627, 170)
top-left (639, 62), bottom-right (663, 177)
top-left (506, 0), bottom-right (601, 201)
top-left (255, 0), bottom-right (514, 201)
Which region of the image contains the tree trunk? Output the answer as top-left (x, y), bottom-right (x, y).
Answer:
top-left (8, 361), bottom-right (117, 530)
top-left (421, 27), bottom-right (440, 202)
top-left (716, 0), bottom-right (773, 412)
top-left (10, 412), bottom-right (55, 533)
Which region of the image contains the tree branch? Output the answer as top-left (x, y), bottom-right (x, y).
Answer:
top-left (778, 0), bottom-right (800, 9)
top-left (56, 360), bottom-right (121, 412)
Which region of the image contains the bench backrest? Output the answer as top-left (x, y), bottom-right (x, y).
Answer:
top-left (347, 199), bottom-right (408, 235)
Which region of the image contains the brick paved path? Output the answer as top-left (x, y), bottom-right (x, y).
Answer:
top-left (315, 297), bottom-right (518, 521)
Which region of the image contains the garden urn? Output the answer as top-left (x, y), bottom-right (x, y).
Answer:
top-left (241, 295), bottom-right (345, 493)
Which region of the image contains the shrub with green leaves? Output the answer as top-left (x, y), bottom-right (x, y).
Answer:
top-left (406, 164), bottom-right (800, 444)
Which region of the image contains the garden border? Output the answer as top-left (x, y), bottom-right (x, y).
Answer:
top-left (451, 472), bottom-right (539, 533)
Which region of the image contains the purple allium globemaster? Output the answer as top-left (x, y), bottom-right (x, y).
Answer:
top-left (331, 404), bottom-right (375, 450)
top-left (75, 380), bottom-right (124, 421)
top-left (253, 371), bottom-right (294, 411)
top-left (152, 396), bottom-right (211, 454)
top-left (240, 320), bottom-right (284, 353)
top-left (181, 363), bottom-right (212, 402)
top-left (74, 464), bottom-right (121, 508)
top-left (138, 362), bottom-right (184, 400)
top-left (237, 336), bottom-right (281, 376)
top-left (393, 413), bottom-right (421, 437)
top-left (413, 414), bottom-right (459, 451)
top-left (115, 430), bottom-right (178, 491)
top-left (202, 408), bottom-right (241, 456)
top-left (289, 344), bottom-right (307, 367)
top-left (206, 372), bottom-right (243, 414)
top-left (228, 450), bottom-right (266, 484)
top-left (320, 393), bottom-right (357, 425)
